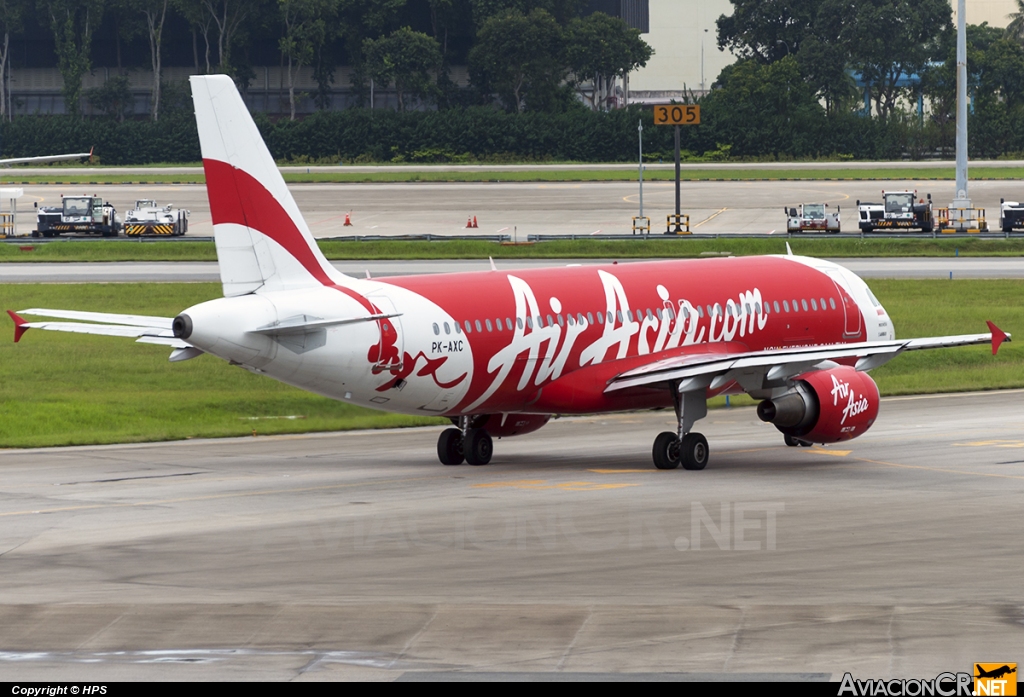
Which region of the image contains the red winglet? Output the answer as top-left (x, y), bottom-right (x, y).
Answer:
top-left (986, 320), bottom-right (1008, 355)
top-left (7, 310), bottom-right (28, 342)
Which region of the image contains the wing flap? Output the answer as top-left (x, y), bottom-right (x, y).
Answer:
top-left (250, 312), bottom-right (400, 336)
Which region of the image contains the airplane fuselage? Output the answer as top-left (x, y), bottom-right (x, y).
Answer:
top-left (180, 255), bottom-right (892, 418)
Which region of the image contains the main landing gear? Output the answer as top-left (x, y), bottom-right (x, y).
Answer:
top-left (783, 434), bottom-right (813, 448)
top-left (652, 388), bottom-right (710, 470)
top-left (437, 416), bottom-right (493, 466)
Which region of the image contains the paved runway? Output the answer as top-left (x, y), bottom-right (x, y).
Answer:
top-left (9, 178), bottom-right (1024, 239)
top-left (1, 391), bottom-right (1022, 680)
top-left (3, 257), bottom-right (1024, 283)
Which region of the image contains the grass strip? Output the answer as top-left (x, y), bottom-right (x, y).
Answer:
top-left (0, 279), bottom-right (1020, 448)
top-left (6, 166), bottom-right (1024, 185)
top-left (4, 237), bottom-right (1024, 263)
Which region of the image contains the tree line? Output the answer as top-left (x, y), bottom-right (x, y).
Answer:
top-left (0, 0), bottom-right (650, 121)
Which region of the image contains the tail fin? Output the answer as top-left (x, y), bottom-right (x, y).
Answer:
top-left (190, 75), bottom-right (346, 297)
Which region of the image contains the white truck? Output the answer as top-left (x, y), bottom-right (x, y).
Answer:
top-left (33, 195), bottom-right (120, 237)
top-left (124, 200), bottom-right (189, 236)
top-left (998, 198), bottom-right (1024, 232)
top-left (857, 191), bottom-right (933, 233)
top-left (785, 203), bottom-right (841, 233)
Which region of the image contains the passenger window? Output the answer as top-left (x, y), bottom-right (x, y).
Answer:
top-left (608, 310), bottom-right (615, 323)
top-left (810, 299), bottom-right (817, 311)
top-left (714, 303), bottom-right (722, 317)
top-left (432, 323), bottom-right (439, 335)
top-left (463, 320), bottom-right (472, 333)
top-left (577, 313), bottom-right (585, 325)
top-left (697, 306), bottom-right (705, 318)
top-left (587, 312), bottom-right (595, 324)
top-left (682, 306), bottom-right (690, 319)
top-left (656, 308), bottom-right (663, 320)
top-left (774, 301), bottom-right (781, 313)
top-left (475, 319), bottom-right (482, 332)
top-left (547, 314), bottom-right (554, 327)
top-left (753, 302), bottom-right (760, 314)
top-left (507, 318), bottom-right (514, 330)
top-left (456, 322), bottom-right (463, 334)
top-left (443, 322), bottom-right (450, 335)
top-left (526, 317), bottom-right (534, 329)
top-left (567, 315), bottom-right (575, 326)
top-left (745, 303), bottom-right (752, 314)
top-left (485, 319), bottom-right (493, 332)
top-left (829, 298), bottom-right (836, 310)
top-left (557, 314), bottom-right (564, 327)
top-left (626, 310), bottom-right (634, 322)
top-left (820, 297), bottom-right (827, 309)
top-left (516, 317), bottom-right (524, 329)
top-left (793, 299), bottom-right (799, 311)
top-left (782, 300), bottom-right (789, 312)
top-left (801, 299), bottom-right (808, 311)
top-left (596, 311), bottom-right (604, 324)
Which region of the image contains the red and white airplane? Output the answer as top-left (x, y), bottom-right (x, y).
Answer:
top-left (7, 76), bottom-right (1011, 470)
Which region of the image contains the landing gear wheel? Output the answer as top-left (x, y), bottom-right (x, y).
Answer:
top-left (652, 431), bottom-right (680, 470)
top-left (437, 427), bottom-right (464, 465)
top-left (784, 434), bottom-right (812, 448)
top-left (464, 429), bottom-right (493, 466)
top-left (680, 432), bottom-right (709, 470)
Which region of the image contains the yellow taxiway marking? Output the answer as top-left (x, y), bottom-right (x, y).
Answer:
top-left (803, 447), bottom-right (852, 457)
top-left (472, 480), bottom-right (639, 491)
top-left (853, 457), bottom-right (1024, 482)
top-left (692, 207), bottom-right (728, 230)
top-left (953, 440), bottom-right (1024, 448)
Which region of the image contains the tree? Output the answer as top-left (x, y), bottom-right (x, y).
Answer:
top-left (0, 0), bottom-right (26, 121)
top-left (40, 0), bottom-right (104, 116)
top-left (716, 0), bottom-right (820, 63)
top-left (469, 0), bottom-right (584, 27)
top-left (469, 8), bottom-right (564, 112)
top-left (139, 0), bottom-right (170, 121)
top-left (702, 56), bottom-right (828, 157)
top-left (363, 27), bottom-right (442, 111)
top-left (279, 0), bottom-right (336, 119)
top-left (1007, 0), bottom-right (1024, 44)
top-left (201, 0), bottom-right (252, 74)
top-left (828, 0), bottom-right (951, 120)
top-left (87, 74), bottom-right (134, 121)
top-left (565, 11), bottom-right (651, 111)
top-left (337, 0), bottom-right (405, 102)
top-left (172, 0), bottom-right (214, 73)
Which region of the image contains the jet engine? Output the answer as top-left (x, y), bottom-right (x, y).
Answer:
top-left (756, 366), bottom-right (879, 443)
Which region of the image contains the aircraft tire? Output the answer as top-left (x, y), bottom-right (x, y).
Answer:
top-left (464, 429), bottom-right (493, 466)
top-left (680, 433), bottom-right (709, 471)
top-left (784, 434), bottom-right (800, 447)
top-left (437, 427), bottom-right (464, 465)
top-left (652, 431), bottom-right (680, 470)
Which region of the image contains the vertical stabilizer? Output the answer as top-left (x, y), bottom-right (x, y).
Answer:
top-left (190, 75), bottom-right (346, 296)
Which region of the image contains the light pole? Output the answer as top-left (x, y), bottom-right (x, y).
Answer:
top-left (701, 29), bottom-right (708, 91)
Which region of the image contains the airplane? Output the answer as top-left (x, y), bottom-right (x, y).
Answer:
top-left (5, 75), bottom-right (1012, 470)
top-left (975, 665), bottom-right (1016, 680)
top-left (0, 149), bottom-right (93, 167)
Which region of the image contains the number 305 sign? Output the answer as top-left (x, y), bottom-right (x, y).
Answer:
top-left (653, 104), bottom-right (700, 125)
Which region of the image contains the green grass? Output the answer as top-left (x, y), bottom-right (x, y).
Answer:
top-left (0, 279), bottom-right (1020, 448)
top-left (5, 236), bottom-right (1024, 263)
top-left (6, 165), bottom-right (1024, 185)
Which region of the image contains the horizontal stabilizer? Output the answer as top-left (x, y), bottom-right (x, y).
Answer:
top-left (18, 308), bottom-right (173, 329)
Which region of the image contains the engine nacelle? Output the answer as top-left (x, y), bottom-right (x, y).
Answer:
top-left (757, 366), bottom-right (879, 443)
top-left (462, 413), bottom-right (551, 438)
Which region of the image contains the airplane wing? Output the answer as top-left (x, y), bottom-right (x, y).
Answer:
top-left (606, 323), bottom-right (1010, 394)
top-left (7, 309), bottom-right (199, 360)
top-left (0, 149), bottom-right (92, 166)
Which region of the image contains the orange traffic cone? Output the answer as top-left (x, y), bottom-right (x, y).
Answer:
top-left (344, 211), bottom-right (353, 226)
top-left (472, 216), bottom-right (479, 228)
top-left (466, 216), bottom-right (474, 228)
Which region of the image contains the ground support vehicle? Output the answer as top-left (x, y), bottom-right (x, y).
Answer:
top-left (124, 200), bottom-right (189, 236)
top-left (857, 191), bottom-right (933, 233)
top-left (998, 198), bottom-right (1024, 232)
top-left (785, 203), bottom-right (840, 233)
top-left (33, 195), bottom-right (120, 238)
